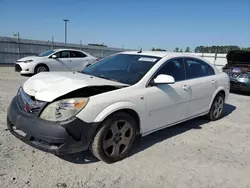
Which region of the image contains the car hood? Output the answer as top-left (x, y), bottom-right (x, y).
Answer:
top-left (227, 50), bottom-right (250, 65)
top-left (17, 56), bottom-right (43, 62)
top-left (23, 72), bottom-right (129, 102)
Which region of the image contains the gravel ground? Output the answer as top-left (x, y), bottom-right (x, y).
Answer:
top-left (0, 67), bottom-right (250, 188)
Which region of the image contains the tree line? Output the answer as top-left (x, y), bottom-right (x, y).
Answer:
top-left (152, 46), bottom-right (250, 53)
top-left (194, 46), bottom-right (249, 53)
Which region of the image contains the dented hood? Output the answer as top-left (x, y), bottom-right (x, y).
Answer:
top-left (23, 72), bottom-right (129, 102)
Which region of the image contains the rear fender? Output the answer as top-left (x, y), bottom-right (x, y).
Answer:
top-left (209, 86), bottom-right (227, 109)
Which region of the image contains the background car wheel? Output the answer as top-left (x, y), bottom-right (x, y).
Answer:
top-left (90, 112), bottom-right (137, 163)
top-left (207, 93), bottom-right (225, 121)
top-left (35, 65), bottom-right (49, 74)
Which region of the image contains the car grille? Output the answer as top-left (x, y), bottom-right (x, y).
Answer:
top-left (15, 64), bottom-right (22, 72)
top-left (230, 81), bottom-right (247, 89)
top-left (17, 87), bottom-right (46, 116)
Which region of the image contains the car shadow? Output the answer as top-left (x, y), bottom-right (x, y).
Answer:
top-left (57, 150), bottom-right (99, 164)
top-left (129, 103), bottom-right (236, 157)
top-left (20, 74), bottom-right (33, 77)
top-left (58, 103), bottom-right (236, 164)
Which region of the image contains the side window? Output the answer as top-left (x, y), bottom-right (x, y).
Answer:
top-left (154, 58), bottom-right (186, 82)
top-left (70, 51), bottom-right (87, 58)
top-left (55, 51), bottom-right (70, 58)
top-left (185, 58), bottom-right (215, 79)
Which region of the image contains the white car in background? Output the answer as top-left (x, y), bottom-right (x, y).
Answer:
top-left (14, 49), bottom-right (98, 75)
top-left (7, 51), bottom-right (230, 163)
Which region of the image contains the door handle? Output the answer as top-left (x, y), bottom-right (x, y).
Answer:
top-left (182, 85), bottom-right (189, 90)
top-left (211, 80), bottom-right (216, 84)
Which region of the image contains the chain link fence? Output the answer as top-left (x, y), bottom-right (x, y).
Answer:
top-left (0, 36), bottom-right (227, 69)
top-left (0, 36), bottom-right (131, 65)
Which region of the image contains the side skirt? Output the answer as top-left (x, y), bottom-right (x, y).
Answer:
top-left (141, 111), bottom-right (209, 137)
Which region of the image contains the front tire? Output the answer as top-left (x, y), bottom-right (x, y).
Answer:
top-left (35, 65), bottom-right (49, 74)
top-left (207, 93), bottom-right (225, 121)
top-left (90, 112), bottom-right (137, 163)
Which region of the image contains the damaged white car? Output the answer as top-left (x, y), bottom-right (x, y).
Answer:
top-left (7, 51), bottom-right (230, 163)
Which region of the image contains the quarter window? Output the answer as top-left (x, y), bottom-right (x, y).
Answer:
top-left (154, 58), bottom-right (186, 82)
top-left (185, 58), bottom-right (215, 79)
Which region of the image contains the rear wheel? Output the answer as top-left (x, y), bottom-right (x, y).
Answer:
top-left (207, 93), bottom-right (225, 121)
top-left (35, 65), bottom-right (49, 74)
top-left (90, 112), bottom-right (137, 163)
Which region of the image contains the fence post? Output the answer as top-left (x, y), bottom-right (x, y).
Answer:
top-left (17, 32), bottom-right (20, 59)
top-left (214, 51), bottom-right (217, 65)
top-left (52, 36), bottom-right (54, 49)
top-left (102, 42), bottom-right (104, 58)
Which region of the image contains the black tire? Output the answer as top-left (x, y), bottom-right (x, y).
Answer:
top-left (207, 93), bottom-right (225, 121)
top-left (90, 112), bottom-right (137, 163)
top-left (35, 65), bottom-right (49, 74)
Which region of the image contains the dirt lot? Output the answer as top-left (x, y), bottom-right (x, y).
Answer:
top-left (0, 67), bottom-right (250, 188)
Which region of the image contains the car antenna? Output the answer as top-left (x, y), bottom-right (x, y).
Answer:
top-left (137, 48), bottom-right (142, 53)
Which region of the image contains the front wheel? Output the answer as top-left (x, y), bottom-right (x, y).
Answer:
top-left (35, 65), bottom-right (49, 74)
top-left (90, 112), bottom-right (137, 163)
top-left (207, 93), bottom-right (225, 121)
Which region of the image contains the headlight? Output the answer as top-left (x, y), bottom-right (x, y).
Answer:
top-left (40, 98), bottom-right (89, 122)
top-left (24, 60), bottom-right (33, 63)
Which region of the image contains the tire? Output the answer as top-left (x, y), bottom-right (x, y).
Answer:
top-left (207, 93), bottom-right (225, 121)
top-left (90, 112), bottom-right (137, 163)
top-left (35, 65), bottom-right (49, 74)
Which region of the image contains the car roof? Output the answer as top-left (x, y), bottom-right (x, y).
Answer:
top-left (120, 51), bottom-right (205, 59)
top-left (53, 48), bottom-right (84, 52)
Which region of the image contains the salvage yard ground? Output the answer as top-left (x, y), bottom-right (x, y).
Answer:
top-left (0, 67), bottom-right (250, 188)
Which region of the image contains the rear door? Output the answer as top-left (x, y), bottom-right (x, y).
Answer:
top-left (183, 57), bottom-right (217, 117)
top-left (69, 51), bottom-right (88, 71)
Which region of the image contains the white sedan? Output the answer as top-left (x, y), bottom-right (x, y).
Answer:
top-left (7, 51), bottom-right (230, 163)
top-left (14, 49), bottom-right (98, 74)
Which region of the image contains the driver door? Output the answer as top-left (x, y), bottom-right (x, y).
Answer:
top-left (143, 58), bottom-right (191, 133)
top-left (48, 50), bottom-right (72, 71)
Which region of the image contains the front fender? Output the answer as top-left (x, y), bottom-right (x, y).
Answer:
top-left (93, 101), bottom-right (140, 123)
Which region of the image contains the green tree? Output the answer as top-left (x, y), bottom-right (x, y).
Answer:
top-left (185, 47), bottom-right (191, 52)
top-left (174, 47), bottom-right (179, 52)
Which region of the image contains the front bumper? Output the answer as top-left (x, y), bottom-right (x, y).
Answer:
top-left (7, 96), bottom-right (99, 155)
top-left (230, 80), bottom-right (250, 92)
top-left (15, 63), bottom-right (33, 74)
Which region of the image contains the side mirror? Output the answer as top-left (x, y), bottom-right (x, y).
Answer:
top-left (152, 74), bottom-right (175, 85)
top-left (51, 55), bottom-right (57, 59)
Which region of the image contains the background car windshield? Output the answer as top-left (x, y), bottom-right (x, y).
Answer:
top-left (38, 50), bottom-right (55, 57)
top-left (82, 54), bottom-right (161, 85)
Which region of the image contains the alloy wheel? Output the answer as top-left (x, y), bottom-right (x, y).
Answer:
top-left (36, 66), bottom-right (48, 73)
top-left (212, 96), bottom-right (224, 118)
top-left (103, 120), bottom-right (133, 157)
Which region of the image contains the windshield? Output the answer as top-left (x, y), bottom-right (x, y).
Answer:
top-left (38, 50), bottom-right (55, 57)
top-left (82, 54), bottom-right (161, 85)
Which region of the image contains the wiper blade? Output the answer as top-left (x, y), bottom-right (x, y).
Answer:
top-left (98, 75), bottom-right (119, 82)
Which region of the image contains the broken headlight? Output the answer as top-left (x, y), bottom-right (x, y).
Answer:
top-left (40, 98), bottom-right (89, 122)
